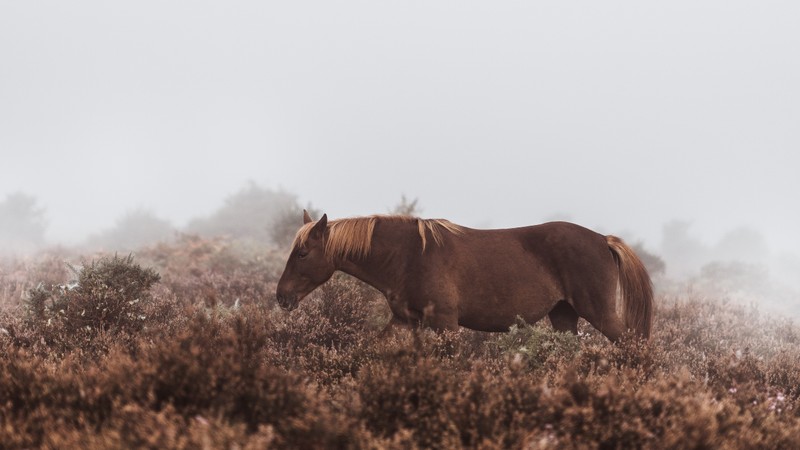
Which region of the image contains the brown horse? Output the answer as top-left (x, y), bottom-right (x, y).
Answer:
top-left (276, 211), bottom-right (653, 341)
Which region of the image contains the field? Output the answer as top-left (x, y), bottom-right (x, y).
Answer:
top-left (2, 235), bottom-right (800, 449)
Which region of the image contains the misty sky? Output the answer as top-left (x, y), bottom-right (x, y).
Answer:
top-left (1, 1), bottom-right (798, 256)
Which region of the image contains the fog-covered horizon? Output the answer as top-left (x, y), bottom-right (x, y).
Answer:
top-left (2, 2), bottom-right (799, 273)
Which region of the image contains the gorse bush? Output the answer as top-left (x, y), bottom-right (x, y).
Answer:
top-left (60, 254), bottom-right (160, 331)
top-left (18, 254), bottom-right (164, 357)
top-left (2, 245), bottom-right (800, 448)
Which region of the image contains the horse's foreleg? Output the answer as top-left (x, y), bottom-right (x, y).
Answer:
top-left (379, 316), bottom-right (411, 337)
top-left (387, 293), bottom-right (460, 332)
top-left (421, 303), bottom-right (459, 332)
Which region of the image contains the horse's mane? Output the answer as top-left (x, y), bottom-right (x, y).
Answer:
top-left (292, 215), bottom-right (463, 260)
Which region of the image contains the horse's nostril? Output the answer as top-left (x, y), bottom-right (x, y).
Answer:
top-left (276, 294), bottom-right (296, 311)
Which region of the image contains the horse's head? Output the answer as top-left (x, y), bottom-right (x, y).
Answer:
top-left (276, 211), bottom-right (335, 310)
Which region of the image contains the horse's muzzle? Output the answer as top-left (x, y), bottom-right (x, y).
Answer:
top-left (276, 293), bottom-right (299, 311)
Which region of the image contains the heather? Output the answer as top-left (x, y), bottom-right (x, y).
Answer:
top-left (2, 240), bottom-right (800, 449)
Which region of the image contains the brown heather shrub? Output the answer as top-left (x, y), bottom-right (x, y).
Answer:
top-left (262, 274), bottom-right (391, 385)
top-left (269, 274), bottom-right (384, 349)
top-left (0, 309), bottom-right (355, 449)
top-left (357, 355), bottom-right (464, 449)
top-left (765, 351), bottom-right (800, 401)
top-left (3, 245), bottom-right (800, 448)
top-left (40, 404), bottom-right (280, 450)
top-left (451, 364), bottom-right (547, 448)
top-left (117, 313), bottom-right (356, 447)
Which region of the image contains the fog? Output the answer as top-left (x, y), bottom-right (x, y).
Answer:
top-left (1, 2), bottom-right (799, 305)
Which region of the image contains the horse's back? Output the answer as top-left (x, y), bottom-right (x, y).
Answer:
top-left (515, 221), bottom-right (612, 269)
top-left (453, 221), bottom-right (609, 267)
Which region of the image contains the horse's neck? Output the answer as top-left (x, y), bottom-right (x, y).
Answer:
top-left (334, 221), bottom-right (415, 296)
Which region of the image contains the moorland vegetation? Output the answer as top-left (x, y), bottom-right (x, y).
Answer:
top-left (1, 187), bottom-right (799, 448)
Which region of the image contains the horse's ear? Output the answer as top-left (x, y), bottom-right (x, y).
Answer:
top-left (309, 214), bottom-right (327, 241)
top-left (303, 209), bottom-right (313, 224)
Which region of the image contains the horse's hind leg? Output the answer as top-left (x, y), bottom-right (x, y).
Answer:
top-left (575, 296), bottom-right (625, 342)
top-left (571, 285), bottom-right (626, 342)
top-left (548, 300), bottom-right (579, 334)
top-left (591, 314), bottom-right (625, 342)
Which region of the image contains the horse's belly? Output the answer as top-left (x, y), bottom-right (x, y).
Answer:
top-left (458, 313), bottom-right (518, 332)
top-left (457, 290), bottom-right (559, 332)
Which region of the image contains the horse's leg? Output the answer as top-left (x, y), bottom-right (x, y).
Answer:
top-left (382, 309), bottom-right (457, 333)
top-left (548, 300), bottom-right (579, 335)
top-left (379, 316), bottom-right (410, 337)
top-left (425, 312), bottom-right (459, 332)
top-left (572, 291), bottom-right (626, 342)
top-left (418, 299), bottom-right (459, 332)
top-left (574, 305), bottom-right (624, 341)
top-left (591, 314), bottom-right (625, 342)
top-left (383, 297), bottom-right (458, 333)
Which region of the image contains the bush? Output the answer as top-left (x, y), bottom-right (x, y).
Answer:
top-left (185, 182), bottom-right (299, 243)
top-left (270, 204), bottom-right (322, 248)
top-left (490, 319), bottom-right (581, 370)
top-left (84, 209), bottom-right (175, 251)
top-left (19, 254), bottom-right (164, 357)
top-left (357, 356), bottom-right (463, 449)
top-left (0, 192), bottom-right (46, 253)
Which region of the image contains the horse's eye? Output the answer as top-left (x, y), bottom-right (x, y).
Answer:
top-left (298, 250), bottom-right (309, 259)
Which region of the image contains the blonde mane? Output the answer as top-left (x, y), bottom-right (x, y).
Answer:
top-left (292, 215), bottom-right (463, 260)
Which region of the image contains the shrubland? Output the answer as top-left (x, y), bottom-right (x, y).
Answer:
top-left (1, 238), bottom-right (800, 449)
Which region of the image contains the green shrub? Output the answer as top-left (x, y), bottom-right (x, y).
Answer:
top-left (489, 319), bottom-right (581, 370)
top-left (21, 254), bottom-right (162, 356)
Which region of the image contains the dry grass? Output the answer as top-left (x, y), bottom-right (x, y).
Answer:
top-left (2, 239), bottom-right (800, 449)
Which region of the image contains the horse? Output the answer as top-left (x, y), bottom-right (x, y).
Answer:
top-left (276, 210), bottom-right (653, 341)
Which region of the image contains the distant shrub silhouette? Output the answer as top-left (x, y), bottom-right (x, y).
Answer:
top-left (631, 242), bottom-right (666, 277)
top-left (695, 260), bottom-right (769, 297)
top-left (269, 194), bottom-right (420, 248)
top-left (185, 182), bottom-right (298, 244)
top-left (660, 221), bottom-right (771, 279)
top-left (391, 194), bottom-right (421, 216)
top-left (0, 192), bottom-right (46, 253)
top-left (270, 204), bottom-right (322, 248)
top-left (85, 209), bottom-right (175, 251)
top-left (660, 220), bottom-right (709, 276)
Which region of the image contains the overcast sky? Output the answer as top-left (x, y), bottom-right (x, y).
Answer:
top-left (1, 1), bottom-right (798, 257)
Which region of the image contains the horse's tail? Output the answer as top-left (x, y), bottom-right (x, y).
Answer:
top-left (606, 236), bottom-right (653, 339)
